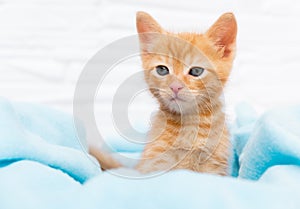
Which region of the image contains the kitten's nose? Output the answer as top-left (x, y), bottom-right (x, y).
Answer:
top-left (169, 82), bottom-right (184, 94)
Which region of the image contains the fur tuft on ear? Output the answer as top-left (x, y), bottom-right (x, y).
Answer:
top-left (205, 12), bottom-right (237, 58)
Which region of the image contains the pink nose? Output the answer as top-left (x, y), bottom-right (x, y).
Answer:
top-left (169, 82), bottom-right (184, 94)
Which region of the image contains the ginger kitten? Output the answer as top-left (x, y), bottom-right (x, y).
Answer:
top-left (90, 11), bottom-right (237, 176)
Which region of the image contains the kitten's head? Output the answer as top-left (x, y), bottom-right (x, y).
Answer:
top-left (136, 12), bottom-right (237, 115)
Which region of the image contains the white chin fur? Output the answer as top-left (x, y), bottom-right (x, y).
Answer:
top-left (165, 99), bottom-right (192, 114)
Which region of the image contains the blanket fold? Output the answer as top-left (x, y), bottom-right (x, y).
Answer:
top-left (234, 105), bottom-right (300, 180)
top-left (0, 98), bottom-right (101, 183)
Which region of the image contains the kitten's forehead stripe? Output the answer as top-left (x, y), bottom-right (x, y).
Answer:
top-left (159, 38), bottom-right (214, 76)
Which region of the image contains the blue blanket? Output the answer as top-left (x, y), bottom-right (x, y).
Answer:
top-left (0, 98), bottom-right (300, 209)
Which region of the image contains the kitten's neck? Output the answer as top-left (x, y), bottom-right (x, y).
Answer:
top-left (159, 99), bottom-right (223, 125)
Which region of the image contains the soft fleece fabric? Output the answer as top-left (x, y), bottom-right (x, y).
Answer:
top-left (0, 97), bottom-right (300, 209)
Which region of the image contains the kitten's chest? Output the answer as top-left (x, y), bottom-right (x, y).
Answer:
top-left (149, 121), bottom-right (209, 149)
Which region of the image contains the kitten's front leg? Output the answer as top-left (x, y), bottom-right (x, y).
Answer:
top-left (136, 157), bottom-right (175, 174)
top-left (135, 146), bottom-right (178, 174)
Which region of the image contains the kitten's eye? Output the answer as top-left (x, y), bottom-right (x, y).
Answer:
top-left (189, 67), bottom-right (205, 77)
top-left (156, 65), bottom-right (169, 76)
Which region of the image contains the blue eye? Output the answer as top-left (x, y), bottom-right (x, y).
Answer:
top-left (156, 65), bottom-right (169, 76)
top-left (189, 67), bottom-right (205, 77)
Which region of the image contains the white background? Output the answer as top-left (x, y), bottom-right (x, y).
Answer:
top-left (0, 0), bottom-right (299, 145)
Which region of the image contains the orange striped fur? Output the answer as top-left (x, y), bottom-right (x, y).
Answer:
top-left (90, 12), bottom-right (237, 176)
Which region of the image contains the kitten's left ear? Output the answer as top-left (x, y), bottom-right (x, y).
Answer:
top-left (205, 13), bottom-right (237, 58)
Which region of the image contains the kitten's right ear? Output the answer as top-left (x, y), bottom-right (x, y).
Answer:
top-left (136, 12), bottom-right (163, 51)
top-left (136, 11), bottom-right (162, 34)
